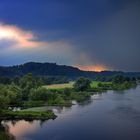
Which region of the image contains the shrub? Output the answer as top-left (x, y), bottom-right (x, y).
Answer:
top-left (74, 77), bottom-right (91, 91)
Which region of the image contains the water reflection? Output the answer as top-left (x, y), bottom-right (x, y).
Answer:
top-left (0, 121), bottom-right (15, 140)
top-left (1, 120), bottom-right (48, 140)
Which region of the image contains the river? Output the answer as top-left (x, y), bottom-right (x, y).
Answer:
top-left (1, 85), bottom-right (140, 140)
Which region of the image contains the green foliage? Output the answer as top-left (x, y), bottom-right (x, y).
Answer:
top-left (23, 101), bottom-right (46, 108)
top-left (97, 82), bottom-right (113, 90)
top-left (29, 87), bottom-right (49, 101)
top-left (13, 77), bottom-right (20, 85)
top-left (0, 86), bottom-right (10, 109)
top-left (47, 95), bottom-right (67, 105)
top-left (112, 81), bottom-right (136, 90)
top-left (0, 77), bottom-right (12, 85)
top-left (74, 77), bottom-right (91, 91)
top-left (29, 87), bottom-right (71, 106)
top-left (96, 76), bottom-right (137, 90)
top-left (41, 76), bottom-right (69, 85)
top-left (0, 84), bottom-right (21, 108)
top-left (19, 73), bottom-right (42, 100)
top-left (63, 88), bottom-right (71, 96)
top-left (112, 75), bottom-right (131, 84)
top-left (29, 87), bottom-right (60, 103)
top-left (0, 109), bottom-right (56, 120)
top-left (69, 92), bottom-right (91, 102)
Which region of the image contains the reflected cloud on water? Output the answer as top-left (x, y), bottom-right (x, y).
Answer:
top-left (0, 121), bottom-right (16, 140)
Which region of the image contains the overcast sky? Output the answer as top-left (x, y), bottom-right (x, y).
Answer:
top-left (0, 0), bottom-right (140, 72)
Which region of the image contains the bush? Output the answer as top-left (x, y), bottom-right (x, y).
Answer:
top-left (0, 84), bottom-right (21, 108)
top-left (29, 87), bottom-right (49, 101)
top-left (74, 77), bottom-right (91, 91)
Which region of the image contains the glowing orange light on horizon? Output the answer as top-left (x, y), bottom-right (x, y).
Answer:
top-left (75, 65), bottom-right (108, 72)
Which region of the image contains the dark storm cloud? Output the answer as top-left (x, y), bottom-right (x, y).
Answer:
top-left (69, 0), bottom-right (140, 71)
top-left (0, 0), bottom-right (134, 31)
top-left (0, 0), bottom-right (140, 71)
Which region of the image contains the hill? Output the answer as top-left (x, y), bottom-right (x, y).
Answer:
top-left (0, 62), bottom-right (140, 79)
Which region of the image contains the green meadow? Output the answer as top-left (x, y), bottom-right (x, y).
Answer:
top-left (43, 82), bottom-right (74, 89)
top-left (43, 81), bottom-right (112, 89)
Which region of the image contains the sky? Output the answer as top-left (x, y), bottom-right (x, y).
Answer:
top-left (0, 0), bottom-right (140, 72)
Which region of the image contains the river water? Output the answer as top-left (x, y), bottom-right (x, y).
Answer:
top-left (1, 85), bottom-right (140, 140)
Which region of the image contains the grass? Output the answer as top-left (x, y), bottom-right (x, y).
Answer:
top-left (43, 82), bottom-right (74, 89)
top-left (0, 109), bottom-right (56, 120)
top-left (91, 81), bottom-right (112, 88)
top-left (43, 81), bottom-right (112, 90)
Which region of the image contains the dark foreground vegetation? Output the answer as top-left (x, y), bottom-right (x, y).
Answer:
top-left (0, 73), bottom-right (138, 120)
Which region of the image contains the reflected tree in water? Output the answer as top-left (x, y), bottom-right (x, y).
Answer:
top-left (0, 121), bottom-right (15, 140)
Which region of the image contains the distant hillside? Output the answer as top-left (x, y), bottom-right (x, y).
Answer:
top-left (0, 62), bottom-right (140, 79)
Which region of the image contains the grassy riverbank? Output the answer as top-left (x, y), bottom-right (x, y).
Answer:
top-left (0, 109), bottom-right (56, 120)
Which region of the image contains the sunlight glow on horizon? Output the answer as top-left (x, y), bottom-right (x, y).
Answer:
top-left (75, 65), bottom-right (109, 72)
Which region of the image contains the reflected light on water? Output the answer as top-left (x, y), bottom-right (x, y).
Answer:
top-left (2, 120), bottom-right (40, 139)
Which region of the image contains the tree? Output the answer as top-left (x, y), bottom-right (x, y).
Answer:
top-left (29, 87), bottom-right (48, 101)
top-left (0, 84), bottom-right (21, 109)
top-left (0, 77), bottom-right (11, 85)
top-left (112, 75), bottom-right (136, 84)
top-left (0, 84), bottom-right (12, 109)
top-left (8, 84), bottom-right (22, 105)
top-left (19, 73), bottom-right (42, 100)
top-left (13, 77), bottom-right (20, 85)
top-left (73, 77), bottom-right (91, 91)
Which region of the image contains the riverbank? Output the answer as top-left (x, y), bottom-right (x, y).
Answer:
top-left (0, 109), bottom-right (56, 120)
